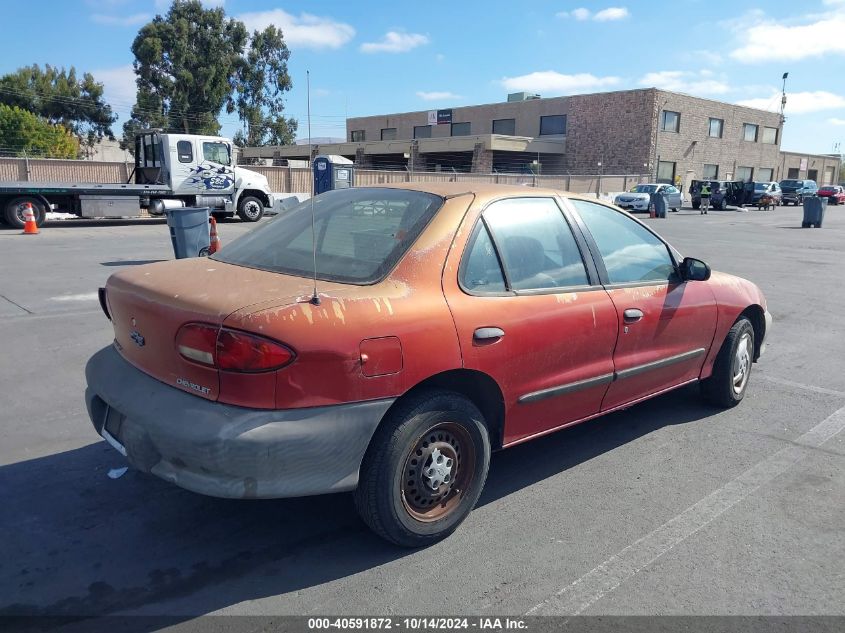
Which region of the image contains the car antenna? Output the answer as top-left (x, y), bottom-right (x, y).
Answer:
top-left (307, 70), bottom-right (320, 306)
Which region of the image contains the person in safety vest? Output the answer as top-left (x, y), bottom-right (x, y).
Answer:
top-left (700, 181), bottom-right (712, 214)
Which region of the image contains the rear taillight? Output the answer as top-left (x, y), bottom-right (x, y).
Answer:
top-left (176, 323), bottom-right (295, 372)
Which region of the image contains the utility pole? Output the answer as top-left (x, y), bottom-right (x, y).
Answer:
top-left (779, 72), bottom-right (789, 125)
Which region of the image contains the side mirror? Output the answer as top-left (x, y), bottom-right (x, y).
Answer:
top-left (680, 257), bottom-right (711, 282)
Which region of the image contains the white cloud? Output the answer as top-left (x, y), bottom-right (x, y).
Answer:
top-left (416, 91), bottom-right (463, 101)
top-left (501, 71), bottom-right (620, 94)
top-left (737, 91), bottom-right (845, 114)
top-left (828, 117), bottom-right (845, 125)
top-left (238, 9), bottom-right (355, 50)
top-left (594, 7), bottom-right (629, 21)
top-left (639, 70), bottom-right (730, 95)
top-left (91, 13), bottom-right (150, 26)
top-left (92, 65), bottom-right (137, 107)
top-left (360, 31), bottom-right (429, 54)
top-left (557, 7), bottom-right (628, 21)
top-left (730, 13), bottom-right (845, 62)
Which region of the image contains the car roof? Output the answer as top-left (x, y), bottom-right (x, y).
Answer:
top-left (371, 182), bottom-right (618, 206)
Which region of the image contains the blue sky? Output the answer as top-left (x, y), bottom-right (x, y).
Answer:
top-left (2, 0), bottom-right (845, 153)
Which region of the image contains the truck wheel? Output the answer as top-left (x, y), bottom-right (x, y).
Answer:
top-left (237, 196), bottom-right (264, 222)
top-left (701, 318), bottom-right (755, 408)
top-left (355, 390), bottom-right (491, 547)
top-left (4, 197), bottom-right (47, 229)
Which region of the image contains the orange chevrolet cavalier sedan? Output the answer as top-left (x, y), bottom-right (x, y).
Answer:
top-left (86, 184), bottom-right (771, 546)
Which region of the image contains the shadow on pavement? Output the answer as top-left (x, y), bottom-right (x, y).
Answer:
top-left (0, 385), bottom-right (716, 620)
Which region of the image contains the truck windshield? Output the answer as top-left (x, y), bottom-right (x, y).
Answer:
top-left (213, 188), bottom-right (444, 284)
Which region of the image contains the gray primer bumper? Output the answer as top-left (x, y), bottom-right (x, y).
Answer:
top-left (85, 346), bottom-right (394, 499)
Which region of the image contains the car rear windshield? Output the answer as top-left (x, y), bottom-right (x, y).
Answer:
top-left (213, 188), bottom-right (444, 284)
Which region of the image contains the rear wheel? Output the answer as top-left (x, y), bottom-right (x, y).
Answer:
top-left (355, 390), bottom-right (491, 547)
top-left (4, 196), bottom-right (47, 229)
top-left (236, 195), bottom-right (264, 222)
top-left (701, 318), bottom-right (755, 408)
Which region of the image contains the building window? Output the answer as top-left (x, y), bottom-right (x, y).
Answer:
top-left (703, 164), bottom-right (719, 179)
top-left (451, 122), bottom-right (471, 136)
top-left (708, 118), bottom-right (724, 138)
top-left (758, 168), bottom-right (774, 182)
top-left (762, 127), bottom-right (778, 144)
top-left (413, 125), bottom-right (432, 139)
top-left (736, 166), bottom-right (753, 182)
top-left (176, 140), bottom-right (193, 163)
top-left (743, 123), bottom-right (758, 142)
top-left (492, 118), bottom-right (516, 135)
top-left (657, 160), bottom-right (676, 184)
top-left (808, 168), bottom-right (818, 181)
top-left (381, 128), bottom-right (397, 141)
top-left (539, 115), bottom-right (567, 136)
top-left (350, 130), bottom-right (365, 142)
top-left (661, 110), bottom-right (680, 132)
top-left (787, 167), bottom-right (800, 179)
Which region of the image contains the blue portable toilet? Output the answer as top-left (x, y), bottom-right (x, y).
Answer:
top-left (313, 155), bottom-right (354, 195)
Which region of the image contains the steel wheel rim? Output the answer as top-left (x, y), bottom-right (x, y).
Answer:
top-left (732, 332), bottom-right (753, 395)
top-left (401, 422), bottom-right (476, 523)
top-left (243, 200), bottom-right (261, 220)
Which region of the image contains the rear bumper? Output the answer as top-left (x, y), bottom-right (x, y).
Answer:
top-left (85, 345), bottom-right (394, 499)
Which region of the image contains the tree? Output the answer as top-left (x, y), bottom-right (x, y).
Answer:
top-left (121, 0), bottom-right (248, 147)
top-left (0, 103), bottom-right (79, 158)
top-left (232, 25), bottom-right (297, 148)
top-left (0, 65), bottom-right (116, 150)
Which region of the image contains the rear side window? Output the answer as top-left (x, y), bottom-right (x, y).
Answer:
top-left (460, 224), bottom-right (506, 293)
top-left (176, 140), bottom-right (193, 163)
top-left (570, 199), bottom-right (675, 285)
top-left (214, 188), bottom-right (443, 284)
top-left (483, 198), bottom-right (589, 291)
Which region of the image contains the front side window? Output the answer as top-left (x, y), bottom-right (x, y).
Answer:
top-left (661, 111), bottom-right (680, 132)
top-left (708, 118), bottom-right (724, 138)
top-left (703, 164), bottom-right (719, 179)
top-left (176, 140), bottom-right (193, 163)
top-left (570, 199), bottom-right (675, 285)
top-left (202, 141), bottom-right (230, 165)
top-left (381, 128), bottom-right (397, 141)
top-left (762, 127), bottom-right (778, 144)
top-left (539, 115), bottom-right (566, 136)
top-left (743, 123), bottom-right (758, 142)
top-left (492, 118), bottom-right (516, 135)
top-left (451, 122), bottom-right (471, 136)
top-left (483, 198), bottom-right (589, 291)
top-left (214, 188), bottom-right (443, 284)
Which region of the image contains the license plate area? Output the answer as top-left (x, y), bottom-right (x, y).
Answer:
top-left (101, 405), bottom-right (128, 456)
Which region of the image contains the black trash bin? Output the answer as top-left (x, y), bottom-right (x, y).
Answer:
top-left (650, 192), bottom-right (668, 218)
top-left (165, 207), bottom-right (211, 258)
top-left (801, 197), bottom-right (827, 228)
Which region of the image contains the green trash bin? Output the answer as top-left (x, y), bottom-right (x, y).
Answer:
top-left (801, 197), bottom-right (827, 228)
top-left (165, 207), bottom-right (211, 258)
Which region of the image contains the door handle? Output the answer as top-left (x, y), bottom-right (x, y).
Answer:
top-left (473, 327), bottom-right (505, 341)
top-left (623, 308), bottom-right (644, 323)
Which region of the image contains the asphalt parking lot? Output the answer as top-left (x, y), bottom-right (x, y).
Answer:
top-left (1, 205), bottom-right (843, 622)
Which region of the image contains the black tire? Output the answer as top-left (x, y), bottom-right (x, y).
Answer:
top-left (692, 201), bottom-right (700, 210)
top-left (4, 196), bottom-right (47, 229)
top-left (718, 198), bottom-right (727, 211)
top-left (236, 195), bottom-right (264, 222)
top-left (701, 318), bottom-right (755, 408)
top-left (354, 390), bottom-right (491, 548)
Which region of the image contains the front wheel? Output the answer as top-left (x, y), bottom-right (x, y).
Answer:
top-left (701, 318), bottom-right (755, 408)
top-left (236, 195), bottom-right (265, 222)
top-left (355, 390), bottom-right (491, 547)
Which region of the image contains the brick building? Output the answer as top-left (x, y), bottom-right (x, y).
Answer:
top-left (242, 88), bottom-right (840, 188)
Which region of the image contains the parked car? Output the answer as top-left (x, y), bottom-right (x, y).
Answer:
top-left (614, 183), bottom-right (683, 212)
top-left (779, 179), bottom-right (818, 206)
top-left (750, 182), bottom-right (783, 206)
top-left (85, 184), bottom-right (771, 547)
top-left (689, 180), bottom-right (744, 210)
top-left (817, 185), bottom-right (845, 205)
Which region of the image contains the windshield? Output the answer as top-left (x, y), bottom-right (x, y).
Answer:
top-left (633, 185), bottom-right (658, 193)
top-left (214, 188), bottom-right (443, 284)
top-left (780, 180), bottom-right (802, 187)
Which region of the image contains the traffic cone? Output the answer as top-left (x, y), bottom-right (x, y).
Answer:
top-left (649, 203), bottom-right (656, 219)
top-left (208, 217), bottom-right (221, 255)
top-left (22, 203), bottom-right (39, 235)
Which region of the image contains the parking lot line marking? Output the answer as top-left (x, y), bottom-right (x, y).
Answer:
top-left (757, 374), bottom-right (845, 399)
top-left (525, 403), bottom-right (845, 616)
top-left (50, 292), bottom-right (100, 302)
top-left (0, 293), bottom-right (32, 314)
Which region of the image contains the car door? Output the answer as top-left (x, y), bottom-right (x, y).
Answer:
top-left (567, 198), bottom-right (718, 411)
top-left (442, 196), bottom-right (619, 446)
top-left (664, 185), bottom-right (682, 208)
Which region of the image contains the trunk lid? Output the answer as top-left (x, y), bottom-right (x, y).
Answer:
top-left (105, 257), bottom-right (315, 401)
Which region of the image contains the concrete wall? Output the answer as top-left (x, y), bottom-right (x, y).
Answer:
top-left (778, 151), bottom-right (841, 185)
